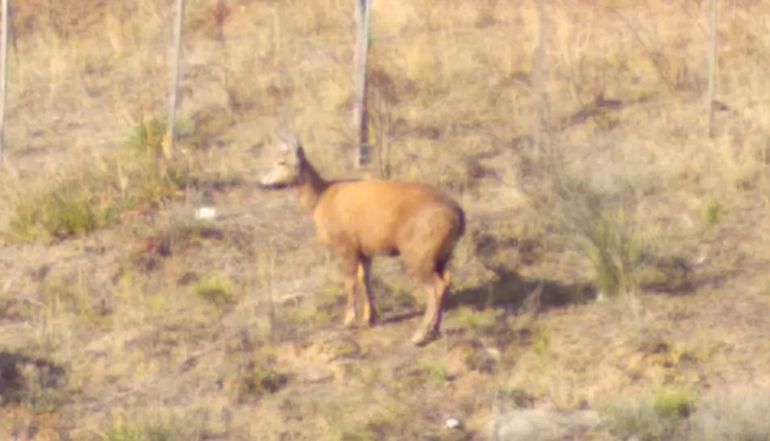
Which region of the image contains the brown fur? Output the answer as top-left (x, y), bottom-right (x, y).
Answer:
top-left (260, 136), bottom-right (465, 345)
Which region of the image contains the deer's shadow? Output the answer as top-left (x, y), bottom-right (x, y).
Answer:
top-left (446, 268), bottom-right (596, 313)
top-left (379, 268), bottom-right (596, 326)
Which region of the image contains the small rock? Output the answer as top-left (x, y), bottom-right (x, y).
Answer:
top-left (194, 206), bottom-right (218, 220)
top-left (303, 367), bottom-right (334, 384)
top-left (445, 417), bottom-right (463, 429)
top-left (490, 408), bottom-right (601, 441)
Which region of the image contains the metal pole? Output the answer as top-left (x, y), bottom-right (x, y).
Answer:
top-left (165, 0), bottom-right (186, 161)
top-left (0, 0), bottom-right (9, 165)
top-left (533, 0), bottom-right (547, 154)
top-left (353, 0), bottom-right (372, 168)
top-left (706, 0), bottom-right (718, 138)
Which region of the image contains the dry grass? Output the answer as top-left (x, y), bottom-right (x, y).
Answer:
top-left (599, 386), bottom-right (696, 441)
top-left (1, 0), bottom-right (770, 440)
top-left (689, 386), bottom-right (770, 441)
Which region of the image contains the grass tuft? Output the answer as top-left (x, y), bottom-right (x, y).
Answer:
top-left (124, 117), bottom-right (167, 157)
top-left (454, 307), bottom-right (499, 334)
top-left (702, 196), bottom-right (726, 229)
top-left (102, 416), bottom-right (181, 441)
top-left (584, 216), bottom-right (646, 298)
top-left (189, 272), bottom-right (236, 307)
top-left (652, 387), bottom-right (696, 419)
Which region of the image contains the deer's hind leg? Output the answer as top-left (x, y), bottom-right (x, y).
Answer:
top-left (411, 270), bottom-right (449, 345)
top-left (402, 249), bottom-right (450, 345)
top-left (359, 257), bottom-right (377, 326)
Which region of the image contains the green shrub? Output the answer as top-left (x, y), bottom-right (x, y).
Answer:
top-left (189, 272), bottom-right (236, 307)
top-left (652, 387), bottom-right (695, 419)
top-left (702, 197), bottom-right (725, 228)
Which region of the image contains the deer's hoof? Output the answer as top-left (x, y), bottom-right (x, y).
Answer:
top-left (343, 312), bottom-right (357, 328)
top-left (363, 311), bottom-right (378, 327)
top-left (410, 328), bottom-right (440, 346)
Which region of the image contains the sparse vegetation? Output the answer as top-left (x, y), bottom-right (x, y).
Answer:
top-left (531, 326), bottom-right (551, 359)
top-left (321, 396), bottom-right (414, 441)
top-left (702, 196), bottom-right (725, 228)
top-left (539, 163), bottom-right (650, 298)
top-left (585, 216), bottom-right (647, 298)
top-left (124, 117), bottom-right (166, 157)
top-left (601, 387), bottom-right (695, 441)
top-left (235, 364), bottom-right (290, 403)
top-left (4, 118), bottom-right (187, 242)
top-left (496, 387), bottom-right (535, 409)
top-left (189, 272), bottom-right (236, 307)
top-left (7, 169), bottom-right (114, 240)
top-left (652, 387), bottom-right (696, 419)
top-left (454, 306), bottom-right (498, 334)
top-left (688, 387), bottom-right (770, 441)
top-left (284, 301), bottom-right (335, 331)
top-left (102, 416), bottom-right (182, 441)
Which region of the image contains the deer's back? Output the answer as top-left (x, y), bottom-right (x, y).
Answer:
top-left (313, 180), bottom-right (463, 256)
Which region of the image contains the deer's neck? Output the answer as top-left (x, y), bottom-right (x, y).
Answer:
top-left (297, 160), bottom-right (329, 212)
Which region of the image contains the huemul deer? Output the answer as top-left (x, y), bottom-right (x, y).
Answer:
top-left (259, 134), bottom-right (465, 345)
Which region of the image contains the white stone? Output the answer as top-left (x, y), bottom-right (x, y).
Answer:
top-left (194, 206), bottom-right (218, 220)
top-left (445, 417), bottom-right (462, 429)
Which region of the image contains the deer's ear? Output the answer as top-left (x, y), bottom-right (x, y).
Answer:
top-left (285, 133), bottom-right (301, 152)
top-left (273, 130), bottom-right (300, 154)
